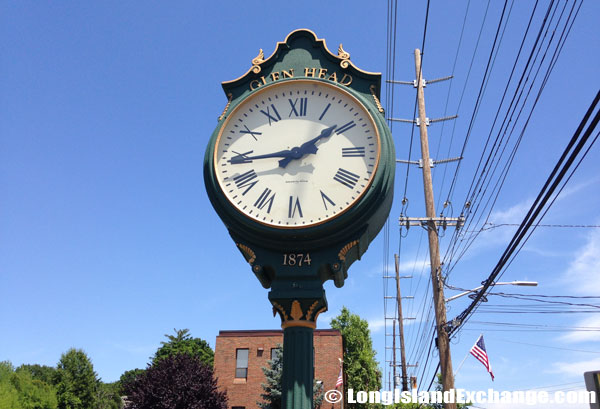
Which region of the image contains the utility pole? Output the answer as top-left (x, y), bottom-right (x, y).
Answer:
top-left (392, 319), bottom-right (397, 388)
top-left (394, 254), bottom-right (409, 392)
top-left (414, 48), bottom-right (456, 409)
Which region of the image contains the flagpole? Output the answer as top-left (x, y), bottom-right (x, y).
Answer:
top-left (454, 334), bottom-right (481, 377)
top-left (453, 350), bottom-right (470, 378)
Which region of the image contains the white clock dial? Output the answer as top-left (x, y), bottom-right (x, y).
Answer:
top-left (214, 80), bottom-right (380, 228)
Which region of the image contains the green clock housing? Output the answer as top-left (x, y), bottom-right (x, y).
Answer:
top-left (205, 30), bottom-right (395, 290)
top-left (203, 29), bottom-right (395, 409)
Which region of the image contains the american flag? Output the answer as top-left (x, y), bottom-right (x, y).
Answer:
top-left (335, 366), bottom-right (343, 389)
top-left (470, 334), bottom-right (494, 381)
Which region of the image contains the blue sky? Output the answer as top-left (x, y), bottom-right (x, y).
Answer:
top-left (1, 1), bottom-right (599, 408)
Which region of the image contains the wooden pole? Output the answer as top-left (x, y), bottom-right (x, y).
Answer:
top-left (395, 254), bottom-right (409, 392)
top-left (414, 48), bottom-right (456, 409)
top-left (392, 318), bottom-right (397, 389)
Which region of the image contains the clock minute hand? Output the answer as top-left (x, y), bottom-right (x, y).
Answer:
top-left (229, 149), bottom-right (293, 164)
top-left (278, 124), bottom-right (337, 168)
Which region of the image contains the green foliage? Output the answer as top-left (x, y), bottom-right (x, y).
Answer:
top-left (152, 328), bottom-right (214, 367)
top-left (0, 361), bottom-right (21, 409)
top-left (17, 365), bottom-right (58, 386)
top-left (11, 370), bottom-right (58, 409)
top-left (0, 361), bottom-right (58, 409)
top-left (258, 346), bottom-right (324, 409)
top-left (330, 307), bottom-right (382, 409)
top-left (95, 382), bottom-right (122, 409)
top-left (55, 349), bottom-right (98, 409)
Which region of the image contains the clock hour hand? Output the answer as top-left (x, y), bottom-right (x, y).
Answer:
top-left (229, 149), bottom-right (293, 164)
top-left (278, 124), bottom-right (337, 168)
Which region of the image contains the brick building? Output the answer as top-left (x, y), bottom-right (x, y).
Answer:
top-left (214, 329), bottom-right (343, 409)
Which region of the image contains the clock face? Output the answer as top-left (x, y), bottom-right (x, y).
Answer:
top-left (214, 80), bottom-right (380, 228)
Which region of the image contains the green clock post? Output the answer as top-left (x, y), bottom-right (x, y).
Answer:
top-left (204, 29), bottom-right (395, 409)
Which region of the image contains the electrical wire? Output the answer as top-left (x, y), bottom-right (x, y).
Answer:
top-left (448, 90), bottom-right (600, 335)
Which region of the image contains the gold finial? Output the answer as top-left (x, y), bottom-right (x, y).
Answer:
top-left (251, 49), bottom-right (265, 74)
top-left (338, 44), bottom-right (351, 69)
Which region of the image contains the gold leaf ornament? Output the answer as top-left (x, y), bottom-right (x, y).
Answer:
top-left (338, 240), bottom-right (359, 262)
top-left (251, 49), bottom-right (265, 74)
top-left (290, 300), bottom-right (304, 321)
top-left (338, 44), bottom-right (351, 69)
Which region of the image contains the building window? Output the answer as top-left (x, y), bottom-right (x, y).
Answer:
top-left (235, 349), bottom-right (249, 378)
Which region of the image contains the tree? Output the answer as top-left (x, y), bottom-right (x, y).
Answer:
top-left (152, 328), bottom-right (214, 367)
top-left (0, 361), bottom-right (58, 409)
top-left (258, 346), bottom-right (324, 409)
top-left (123, 353), bottom-right (227, 409)
top-left (330, 307), bottom-right (381, 408)
top-left (117, 369), bottom-right (145, 395)
top-left (17, 365), bottom-right (57, 386)
top-left (0, 361), bottom-right (21, 409)
top-left (11, 369), bottom-right (58, 409)
top-left (55, 348), bottom-right (98, 409)
top-left (95, 382), bottom-right (122, 409)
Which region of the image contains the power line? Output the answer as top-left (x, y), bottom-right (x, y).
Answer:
top-left (447, 90), bottom-right (600, 336)
top-left (481, 222), bottom-right (600, 230)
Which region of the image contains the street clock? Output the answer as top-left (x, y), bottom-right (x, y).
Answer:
top-left (203, 29), bottom-right (395, 409)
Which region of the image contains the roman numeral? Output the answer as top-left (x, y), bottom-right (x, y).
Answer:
top-left (254, 187), bottom-right (275, 213)
top-left (333, 168), bottom-right (360, 189)
top-left (229, 150), bottom-right (253, 164)
top-left (319, 103), bottom-right (331, 121)
top-left (239, 125), bottom-right (262, 140)
top-left (260, 104), bottom-right (281, 125)
top-left (232, 170), bottom-right (258, 195)
top-left (320, 190), bottom-right (335, 210)
top-left (336, 120), bottom-right (356, 135)
top-left (342, 147), bottom-right (366, 157)
top-left (288, 98), bottom-right (308, 117)
top-left (288, 196), bottom-right (303, 218)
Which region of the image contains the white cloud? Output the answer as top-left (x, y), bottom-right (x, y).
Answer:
top-left (548, 356), bottom-right (600, 377)
top-left (555, 229), bottom-right (600, 344)
top-left (490, 199), bottom-right (534, 225)
top-left (368, 318), bottom-right (386, 333)
top-left (559, 315), bottom-right (600, 343)
top-left (563, 229), bottom-right (600, 295)
top-left (556, 176), bottom-right (600, 200)
top-left (364, 258), bottom-right (430, 278)
top-left (368, 316), bottom-right (418, 334)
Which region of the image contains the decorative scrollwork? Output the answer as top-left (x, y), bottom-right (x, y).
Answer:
top-left (272, 301), bottom-right (289, 321)
top-left (251, 49), bottom-right (265, 74)
top-left (369, 85), bottom-right (385, 114)
top-left (305, 301), bottom-right (320, 321)
top-left (236, 243), bottom-right (256, 264)
top-left (218, 93), bottom-right (233, 122)
top-left (338, 44), bottom-right (351, 69)
top-left (338, 240), bottom-right (359, 262)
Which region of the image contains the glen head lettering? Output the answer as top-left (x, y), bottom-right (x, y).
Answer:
top-left (250, 67), bottom-right (353, 90)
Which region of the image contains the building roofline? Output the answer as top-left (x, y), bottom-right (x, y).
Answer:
top-left (217, 329), bottom-right (341, 337)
